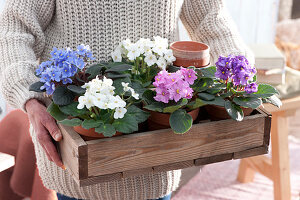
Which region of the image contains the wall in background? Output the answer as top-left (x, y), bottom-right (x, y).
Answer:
top-left (180, 0), bottom-right (280, 43)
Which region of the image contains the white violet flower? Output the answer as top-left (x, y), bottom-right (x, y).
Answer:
top-left (156, 56), bottom-right (167, 70)
top-left (77, 77), bottom-right (128, 119)
top-left (144, 53), bottom-right (158, 66)
top-left (111, 49), bottom-right (122, 62)
top-left (114, 107), bottom-right (127, 119)
top-left (127, 43), bottom-right (141, 61)
top-left (164, 49), bottom-right (176, 64)
top-left (121, 82), bottom-right (130, 92)
top-left (122, 39), bottom-right (132, 50)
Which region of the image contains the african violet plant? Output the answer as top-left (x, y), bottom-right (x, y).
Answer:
top-left (29, 45), bottom-right (149, 137)
top-left (111, 36), bottom-right (176, 85)
top-left (141, 66), bottom-right (214, 134)
top-left (197, 55), bottom-right (281, 121)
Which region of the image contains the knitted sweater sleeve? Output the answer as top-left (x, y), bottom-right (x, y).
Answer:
top-left (180, 0), bottom-right (255, 65)
top-left (0, 0), bottom-right (55, 110)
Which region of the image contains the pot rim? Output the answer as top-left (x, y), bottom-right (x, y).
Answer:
top-left (170, 41), bottom-right (210, 53)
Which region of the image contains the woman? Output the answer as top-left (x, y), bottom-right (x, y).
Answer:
top-left (0, 0), bottom-right (254, 199)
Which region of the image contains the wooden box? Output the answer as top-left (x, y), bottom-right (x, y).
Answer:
top-left (58, 108), bottom-right (271, 187)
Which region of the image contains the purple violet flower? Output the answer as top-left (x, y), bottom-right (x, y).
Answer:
top-left (245, 82), bottom-right (258, 93)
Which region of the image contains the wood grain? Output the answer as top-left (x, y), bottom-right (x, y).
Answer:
top-left (153, 160), bottom-right (194, 173)
top-left (233, 145), bottom-right (268, 159)
top-left (58, 124), bottom-right (87, 179)
top-left (122, 167), bottom-right (153, 178)
top-left (86, 115), bottom-right (265, 177)
top-left (194, 153), bottom-right (233, 166)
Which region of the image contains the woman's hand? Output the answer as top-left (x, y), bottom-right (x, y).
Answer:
top-left (26, 99), bottom-right (65, 169)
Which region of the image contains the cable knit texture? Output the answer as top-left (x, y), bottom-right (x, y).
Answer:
top-left (0, 0), bottom-right (254, 199)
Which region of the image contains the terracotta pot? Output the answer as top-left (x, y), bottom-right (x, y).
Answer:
top-left (147, 108), bottom-right (200, 131)
top-left (73, 125), bottom-right (122, 140)
top-left (170, 41), bottom-right (210, 68)
top-left (205, 105), bottom-right (253, 121)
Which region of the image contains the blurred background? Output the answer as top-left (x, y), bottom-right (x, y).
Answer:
top-left (0, 0), bottom-right (300, 200)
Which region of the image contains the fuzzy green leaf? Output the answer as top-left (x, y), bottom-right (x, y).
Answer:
top-left (198, 66), bottom-right (217, 78)
top-left (187, 98), bottom-right (206, 110)
top-left (142, 90), bottom-right (156, 104)
top-left (67, 85), bottom-right (86, 94)
top-left (130, 81), bottom-right (146, 97)
top-left (169, 109), bottom-right (193, 134)
top-left (192, 78), bottom-right (214, 92)
top-left (127, 105), bottom-right (150, 123)
top-left (52, 86), bottom-right (75, 106)
top-left (163, 99), bottom-right (188, 113)
top-left (233, 97), bottom-right (262, 109)
top-left (59, 118), bottom-right (82, 126)
top-left (95, 124), bottom-right (116, 137)
top-left (202, 96), bottom-right (226, 107)
top-left (248, 84), bottom-right (279, 98)
top-left (106, 72), bottom-right (131, 79)
top-left (86, 64), bottom-right (105, 80)
top-left (144, 102), bottom-right (165, 112)
top-left (47, 102), bottom-right (68, 121)
top-left (112, 115), bottom-right (138, 134)
top-left (59, 102), bottom-right (88, 117)
top-left (105, 63), bottom-right (133, 72)
top-left (225, 101), bottom-right (244, 121)
top-left (198, 93), bottom-right (215, 101)
top-left (29, 82), bottom-right (45, 93)
top-left (82, 119), bottom-right (103, 129)
top-left (112, 77), bottom-right (131, 95)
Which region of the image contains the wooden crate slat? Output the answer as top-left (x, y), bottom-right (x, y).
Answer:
top-left (58, 125), bottom-right (87, 179)
top-left (153, 160), bottom-right (194, 173)
top-left (122, 167), bottom-right (154, 178)
top-left (194, 153), bottom-right (234, 166)
top-left (233, 145), bottom-right (269, 159)
top-left (86, 116), bottom-right (265, 177)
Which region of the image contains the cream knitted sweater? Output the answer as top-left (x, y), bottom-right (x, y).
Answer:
top-left (0, 0), bottom-right (253, 199)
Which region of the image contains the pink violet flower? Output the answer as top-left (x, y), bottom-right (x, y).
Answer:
top-left (153, 69), bottom-right (197, 103)
top-left (154, 87), bottom-right (170, 103)
top-left (179, 67), bottom-right (197, 85)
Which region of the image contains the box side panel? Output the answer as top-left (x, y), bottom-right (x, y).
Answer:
top-left (58, 125), bottom-right (84, 180)
top-left (87, 116), bottom-right (265, 177)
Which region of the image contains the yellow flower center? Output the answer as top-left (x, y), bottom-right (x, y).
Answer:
top-left (176, 89), bottom-right (180, 94)
top-left (226, 62), bottom-right (229, 64)
top-left (188, 75), bottom-right (191, 78)
top-left (241, 67), bottom-right (244, 70)
top-left (172, 79), bottom-right (175, 82)
top-left (162, 92), bottom-right (165, 96)
top-left (222, 71), bottom-right (225, 74)
top-left (157, 78), bottom-right (160, 81)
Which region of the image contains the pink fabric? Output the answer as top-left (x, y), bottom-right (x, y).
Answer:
top-left (0, 110), bottom-right (56, 200)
